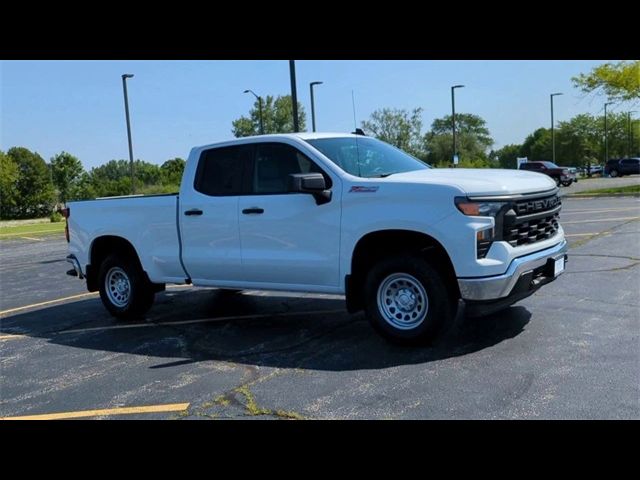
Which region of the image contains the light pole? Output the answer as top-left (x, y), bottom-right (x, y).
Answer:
top-left (550, 92), bottom-right (563, 164)
top-left (604, 102), bottom-right (614, 164)
top-left (121, 74), bottom-right (135, 195)
top-left (289, 60), bottom-right (299, 132)
top-left (628, 111), bottom-right (637, 157)
top-left (451, 84), bottom-right (465, 166)
top-left (310, 81), bottom-right (323, 132)
top-left (243, 89), bottom-right (264, 135)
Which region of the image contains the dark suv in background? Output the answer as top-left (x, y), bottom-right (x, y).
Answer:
top-left (519, 161), bottom-right (573, 186)
top-left (604, 158), bottom-right (640, 177)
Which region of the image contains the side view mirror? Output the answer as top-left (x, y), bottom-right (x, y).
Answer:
top-left (288, 173), bottom-right (332, 205)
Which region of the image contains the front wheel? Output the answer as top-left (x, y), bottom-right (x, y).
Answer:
top-left (561, 180), bottom-right (572, 187)
top-left (98, 254), bottom-right (155, 319)
top-left (364, 255), bottom-right (452, 345)
top-left (610, 169), bottom-right (619, 178)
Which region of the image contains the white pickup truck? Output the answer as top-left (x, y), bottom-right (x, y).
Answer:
top-left (65, 132), bottom-right (567, 344)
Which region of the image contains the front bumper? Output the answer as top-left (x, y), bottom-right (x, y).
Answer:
top-left (458, 240), bottom-right (567, 309)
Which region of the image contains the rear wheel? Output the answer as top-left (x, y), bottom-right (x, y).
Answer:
top-left (98, 254), bottom-right (155, 319)
top-left (561, 180), bottom-right (572, 187)
top-left (364, 255), bottom-right (452, 345)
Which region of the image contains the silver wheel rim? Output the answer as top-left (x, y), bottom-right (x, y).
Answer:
top-left (376, 273), bottom-right (429, 330)
top-left (105, 267), bottom-right (131, 308)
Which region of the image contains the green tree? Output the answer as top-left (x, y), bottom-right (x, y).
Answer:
top-left (519, 128), bottom-right (552, 161)
top-left (492, 144), bottom-right (522, 169)
top-left (572, 61), bottom-right (640, 103)
top-left (6, 147), bottom-right (55, 218)
top-left (88, 159), bottom-right (162, 198)
top-left (0, 151), bottom-right (20, 219)
top-left (50, 151), bottom-right (84, 204)
top-left (424, 113), bottom-right (494, 167)
top-left (361, 107), bottom-right (425, 158)
top-left (70, 172), bottom-right (97, 201)
top-left (232, 95), bottom-right (307, 137)
top-left (160, 158), bottom-right (186, 186)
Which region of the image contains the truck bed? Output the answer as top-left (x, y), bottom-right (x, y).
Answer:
top-left (67, 194), bottom-right (188, 284)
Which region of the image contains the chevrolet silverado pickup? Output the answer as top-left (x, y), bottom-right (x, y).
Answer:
top-left (65, 133), bottom-right (567, 344)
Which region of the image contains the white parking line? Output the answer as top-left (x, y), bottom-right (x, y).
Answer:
top-left (561, 207), bottom-right (640, 215)
top-left (561, 216), bottom-right (640, 225)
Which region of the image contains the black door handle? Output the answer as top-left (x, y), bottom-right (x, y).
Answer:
top-left (184, 209), bottom-right (203, 216)
top-left (242, 208), bottom-right (264, 215)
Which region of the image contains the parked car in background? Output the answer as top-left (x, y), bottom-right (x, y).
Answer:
top-left (604, 158), bottom-right (640, 177)
top-left (519, 161), bottom-right (573, 186)
top-left (567, 167), bottom-right (579, 183)
top-left (577, 165), bottom-right (603, 176)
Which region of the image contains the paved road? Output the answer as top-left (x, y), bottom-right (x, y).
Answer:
top-left (1, 197), bottom-right (638, 419)
top-left (561, 174), bottom-right (639, 194)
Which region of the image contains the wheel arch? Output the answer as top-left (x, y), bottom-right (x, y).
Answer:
top-left (345, 229), bottom-right (459, 314)
top-left (86, 235), bottom-right (145, 292)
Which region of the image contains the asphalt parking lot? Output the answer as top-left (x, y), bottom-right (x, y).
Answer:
top-left (1, 196), bottom-right (638, 420)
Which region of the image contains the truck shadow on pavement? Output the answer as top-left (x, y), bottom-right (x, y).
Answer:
top-left (1, 289), bottom-right (531, 372)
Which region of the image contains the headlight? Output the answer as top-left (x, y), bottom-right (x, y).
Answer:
top-left (455, 197), bottom-right (507, 217)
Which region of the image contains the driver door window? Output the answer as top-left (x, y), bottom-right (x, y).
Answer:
top-left (252, 143), bottom-right (329, 194)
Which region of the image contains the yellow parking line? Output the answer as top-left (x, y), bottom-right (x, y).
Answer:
top-left (0, 334), bottom-right (26, 340)
top-left (0, 292), bottom-right (98, 316)
top-left (58, 309), bottom-right (345, 335)
top-left (0, 229), bottom-right (63, 237)
top-left (1, 402), bottom-right (190, 420)
top-left (0, 284), bottom-right (192, 317)
top-left (19, 236), bottom-right (44, 241)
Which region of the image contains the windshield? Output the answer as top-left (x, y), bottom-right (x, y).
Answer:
top-left (542, 161), bottom-right (560, 169)
top-left (305, 137), bottom-right (430, 178)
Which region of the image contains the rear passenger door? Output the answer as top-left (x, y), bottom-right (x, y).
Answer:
top-left (237, 142), bottom-right (341, 288)
top-left (180, 144), bottom-right (253, 283)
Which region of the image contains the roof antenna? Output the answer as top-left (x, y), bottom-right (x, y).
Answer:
top-left (351, 90), bottom-right (362, 177)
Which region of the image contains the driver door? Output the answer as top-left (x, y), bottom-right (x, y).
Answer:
top-left (238, 142), bottom-right (342, 288)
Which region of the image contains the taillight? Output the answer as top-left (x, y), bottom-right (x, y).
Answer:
top-left (61, 207), bottom-right (70, 242)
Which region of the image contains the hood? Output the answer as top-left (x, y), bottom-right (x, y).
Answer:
top-left (388, 168), bottom-right (557, 196)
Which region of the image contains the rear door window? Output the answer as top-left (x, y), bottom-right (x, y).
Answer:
top-left (194, 145), bottom-right (253, 196)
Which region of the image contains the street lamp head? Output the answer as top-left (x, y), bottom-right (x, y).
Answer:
top-left (243, 89), bottom-right (260, 100)
top-left (551, 92), bottom-right (563, 97)
top-left (310, 81), bottom-right (323, 87)
top-left (452, 84), bottom-right (465, 89)
top-left (122, 74), bottom-right (134, 79)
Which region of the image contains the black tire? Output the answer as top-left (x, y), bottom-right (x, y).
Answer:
top-left (364, 255), bottom-right (452, 345)
top-left (98, 253), bottom-right (155, 319)
top-left (610, 169), bottom-right (619, 178)
top-left (561, 180), bottom-right (572, 187)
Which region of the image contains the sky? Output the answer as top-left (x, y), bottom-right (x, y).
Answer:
top-left (0, 60), bottom-right (623, 169)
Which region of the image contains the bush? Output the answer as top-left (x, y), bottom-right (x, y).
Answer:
top-left (50, 211), bottom-right (63, 223)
